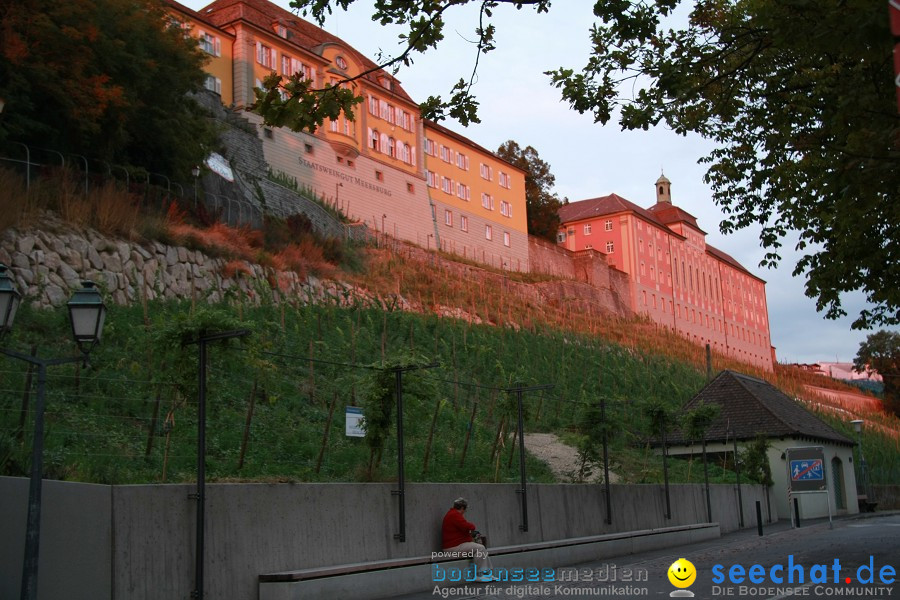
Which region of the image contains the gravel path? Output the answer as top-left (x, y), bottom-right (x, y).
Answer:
top-left (524, 432), bottom-right (620, 483)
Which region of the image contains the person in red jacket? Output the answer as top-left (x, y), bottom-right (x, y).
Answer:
top-left (441, 497), bottom-right (494, 581)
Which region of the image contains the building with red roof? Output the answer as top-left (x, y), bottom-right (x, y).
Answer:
top-left (558, 175), bottom-right (773, 370)
top-left (164, 0), bottom-right (530, 270)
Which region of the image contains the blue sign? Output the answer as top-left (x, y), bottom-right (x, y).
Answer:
top-left (790, 459), bottom-right (824, 481)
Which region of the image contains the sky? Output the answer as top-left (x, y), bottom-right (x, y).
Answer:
top-left (181, 0), bottom-right (897, 365)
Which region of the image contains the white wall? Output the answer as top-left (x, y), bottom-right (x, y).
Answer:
top-left (767, 439), bottom-right (859, 520)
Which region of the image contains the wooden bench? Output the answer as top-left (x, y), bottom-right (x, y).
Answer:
top-left (857, 495), bottom-right (878, 513)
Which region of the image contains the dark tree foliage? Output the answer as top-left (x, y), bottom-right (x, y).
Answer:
top-left (853, 330), bottom-right (900, 417)
top-left (273, 0), bottom-right (899, 329)
top-left (0, 0), bottom-right (218, 178)
top-left (495, 140), bottom-right (563, 241)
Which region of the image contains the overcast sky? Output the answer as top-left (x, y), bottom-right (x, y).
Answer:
top-left (182, 0), bottom-right (898, 365)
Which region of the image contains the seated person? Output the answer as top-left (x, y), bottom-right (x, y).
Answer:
top-left (441, 497), bottom-right (494, 581)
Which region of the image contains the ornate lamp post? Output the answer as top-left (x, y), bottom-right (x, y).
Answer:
top-left (0, 264), bottom-right (107, 600)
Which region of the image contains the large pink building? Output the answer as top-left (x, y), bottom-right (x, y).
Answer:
top-left (557, 175), bottom-right (774, 370)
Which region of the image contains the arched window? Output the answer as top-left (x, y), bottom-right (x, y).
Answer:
top-left (371, 129), bottom-right (380, 152)
top-left (388, 137), bottom-right (395, 158)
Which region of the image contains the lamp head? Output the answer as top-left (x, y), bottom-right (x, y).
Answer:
top-left (850, 419), bottom-right (863, 434)
top-left (66, 281), bottom-right (107, 355)
top-left (0, 263), bottom-right (21, 335)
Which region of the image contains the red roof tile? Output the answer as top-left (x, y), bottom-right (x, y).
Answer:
top-left (196, 0), bottom-right (415, 103)
top-left (647, 201), bottom-right (705, 234)
top-left (558, 193), bottom-right (676, 234)
top-left (665, 370), bottom-right (854, 446)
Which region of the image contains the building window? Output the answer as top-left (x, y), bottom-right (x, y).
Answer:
top-left (204, 75), bottom-right (222, 95)
top-left (335, 56), bottom-right (348, 70)
top-left (456, 153), bottom-right (469, 170)
top-left (407, 182), bottom-right (414, 193)
top-left (499, 171), bottom-right (511, 189)
top-left (558, 232), bottom-right (567, 243)
top-left (444, 210), bottom-right (453, 227)
top-left (479, 163), bottom-right (493, 181)
top-left (425, 170), bottom-right (437, 188)
top-left (485, 225), bottom-right (493, 240)
top-left (460, 215), bottom-right (468, 232)
top-left (457, 183), bottom-right (470, 201)
top-left (375, 170), bottom-right (384, 181)
top-left (388, 137), bottom-right (396, 158)
top-left (503, 231), bottom-right (510, 247)
top-left (500, 200), bottom-right (511, 217)
top-left (371, 129), bottom-right (380, 152)
top-left (441, 177), bottom-right (452, 194)
top-left (199, 32), bottom-right (221, 56)
top-left (440, 145), bottom-right (451, 162)
top-left (256, 42), bottom-right (273, 68)
top-left (424, 138), bottom-right (436, 156)
top-left (604, 219), bottom-right (613, 231)
top-left (481, 193), bottom-right (494, 210)
top-left (584, 224), bottom-right (592, 235)
top-left (262, 127), bottom-right (274, 140)
top-left (606, 241), bottom-right (614, 253)
top-left (399, 110), bottom-right (412, 131)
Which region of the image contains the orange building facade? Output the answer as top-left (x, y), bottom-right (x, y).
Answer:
top-left (424, 120), bottom-right (529, 270)
top-left (557, 175), bottom-right (773, 370)
top-left (165, 2), bottom-right (236, 105)
top-left (165, 0), bottom-right (530, 270)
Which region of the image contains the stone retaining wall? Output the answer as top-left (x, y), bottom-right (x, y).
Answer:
top-left (0, 215), bottom-right (368, 311)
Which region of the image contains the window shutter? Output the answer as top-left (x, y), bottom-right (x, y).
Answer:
top-left (214, 37), bottom-right (221, 57)
top-left (411, 146), bottom-right (416, 166)
top-left (367, 127), bottom-right (373, 148)
top-left (380, 133), bottom-right (388, 152)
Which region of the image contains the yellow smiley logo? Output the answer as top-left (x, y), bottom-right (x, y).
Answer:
top-left (668, 558), bottom-right (697, 588)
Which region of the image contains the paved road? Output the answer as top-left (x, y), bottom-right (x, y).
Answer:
top-left (401, 513), bottom-right (899, 600)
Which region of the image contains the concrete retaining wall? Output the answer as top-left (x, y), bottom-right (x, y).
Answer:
top-left (1, 477), bottom-right (774, 600)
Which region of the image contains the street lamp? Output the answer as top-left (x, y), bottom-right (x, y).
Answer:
top-left (850, 419), bottom-right (872, 505)
top-left (191, 166), bottom-right (200, 209)
top-left (184, 328), bottom-right (249, 600)
top-left (0, 264), bottom-right (107, 600)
